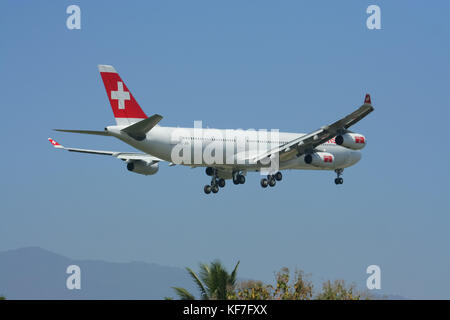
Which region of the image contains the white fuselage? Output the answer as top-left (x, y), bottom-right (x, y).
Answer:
top-left (105, 125), bottom-right (362, 174)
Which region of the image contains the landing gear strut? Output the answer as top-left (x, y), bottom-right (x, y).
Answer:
top-left (334, 168), bottom-right (344, 185)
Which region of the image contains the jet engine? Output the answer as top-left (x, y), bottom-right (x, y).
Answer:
top-left (304, 152), bottom-right (335, 168)
top-left (126, 161), bottom-right (159, 175)
top-left (335, 133), bottom-right (366, 150)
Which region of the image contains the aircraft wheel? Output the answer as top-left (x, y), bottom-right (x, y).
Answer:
top-left (238, 174), bottom-right (246, 184)
top-left (211, 185), bottom-right (219, 193)
top-left (218, 178), bottom-right (226, 188)
top-left (275, 172), bottom-right (282, 181)
top-left (268, 178), bottom-right (276, 187)
top-left (205, 167), bottom-right (214, 176)
top-left (260, 178), bottom-right (268, 188)
top-left (204, 185), bottom-right (211, 194)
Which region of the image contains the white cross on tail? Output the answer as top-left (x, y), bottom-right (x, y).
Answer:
top-left (111, 81), bottom-right (130, 109)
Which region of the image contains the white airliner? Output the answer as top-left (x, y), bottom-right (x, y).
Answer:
top-left (49, 65), bottom-right (374, 194)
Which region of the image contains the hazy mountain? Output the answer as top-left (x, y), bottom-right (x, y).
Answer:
top-left (0, 247), bottom-right (409, 300)
top-left (0, 247), bottom-right (196, 299)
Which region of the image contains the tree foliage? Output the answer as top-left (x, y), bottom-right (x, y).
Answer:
top-left (228, 267), bottom-right (314, 300)
top-left (172, 261), bottom-right (371, 300)
top-left (316, 279), bottom-right (368, 300)
top-left (230, 268), bottom-right (370, 300)
top-left (172, 260), bottom-right (240, 300)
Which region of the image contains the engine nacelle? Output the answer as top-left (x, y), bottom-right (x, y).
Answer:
top-left (126, 161), bottom-right (159, 175)
top-left (304, 152), bottom-right (335, 168)
top-left (335, 133), bottom-right (366, 150)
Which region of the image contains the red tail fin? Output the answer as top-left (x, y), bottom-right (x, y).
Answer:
top-left (98, 65), bottom-right (147, 125)
top-left (364, 93), bottom-right (372, 105)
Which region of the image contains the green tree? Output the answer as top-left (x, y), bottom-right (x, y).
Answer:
top-left (316, 279), bottom-right (369, 300)
top-left (231, 267), bottom-right (370, 300)
top-left (229, 267), bottom-right (314, 300)
top-left (173, 260), bottom-right (240, 300)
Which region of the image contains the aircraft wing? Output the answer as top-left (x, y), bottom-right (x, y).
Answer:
top-left (48, 138), bottom-right (164, 163)
top-left (253, 94), bottom-right (374, 163)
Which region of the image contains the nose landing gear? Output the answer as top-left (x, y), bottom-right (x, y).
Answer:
top-left (334, 169), bottom-right (344, 185)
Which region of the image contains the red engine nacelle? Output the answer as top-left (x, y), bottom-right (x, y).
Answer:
top-left (304, 152), bottom-right (335, 168)
top-left (335, 133), bottom-right (366, 150)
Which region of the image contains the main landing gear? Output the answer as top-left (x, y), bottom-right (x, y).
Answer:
top-left (334, 168), bottom-right (344, 185)
top-left (204, 167), bottom-right (226, 195)
top-left (232, 171), bottom-right (246, 185)
top-left (260, 171), bottom-right (282, 188)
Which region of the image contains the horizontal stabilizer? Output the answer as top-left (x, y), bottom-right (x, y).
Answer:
top-left (53, 129), bottom-right (109, 136)
top-left (121, 114), bottom-right (163, 140)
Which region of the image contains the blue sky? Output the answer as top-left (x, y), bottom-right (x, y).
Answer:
top-left (1, 1), bottom-right (450, 299)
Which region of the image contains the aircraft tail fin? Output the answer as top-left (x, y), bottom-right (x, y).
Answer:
top-left (98, 65), bottom-right (147, 126)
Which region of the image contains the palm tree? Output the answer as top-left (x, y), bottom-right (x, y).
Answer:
top-left (173, 259), bottom-right (240, 300)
